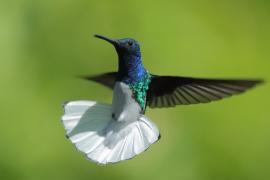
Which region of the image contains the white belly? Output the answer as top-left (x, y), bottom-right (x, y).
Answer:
top-left (112, 82), bottom-right (142, 122)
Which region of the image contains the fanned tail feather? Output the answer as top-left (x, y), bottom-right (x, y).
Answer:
top-left (61, 101), bottom-right (160, 165)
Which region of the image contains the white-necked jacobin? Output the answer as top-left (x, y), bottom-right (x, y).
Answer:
top-left (61, 34), bottom-right (263, 165)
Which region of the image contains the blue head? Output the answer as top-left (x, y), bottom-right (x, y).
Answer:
top-left (95, 34), bottom-right (146, 83)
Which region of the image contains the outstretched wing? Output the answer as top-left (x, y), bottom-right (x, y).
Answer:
top-left (146, 75), bottom-right (263, 108)
top-left (81, 72), bottom-right (117, 89)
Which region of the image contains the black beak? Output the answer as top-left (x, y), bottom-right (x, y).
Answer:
top-left (94, 34), bottom-right (118, 46)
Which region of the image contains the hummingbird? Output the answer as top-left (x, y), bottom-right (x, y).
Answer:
top-left (61, 34), bottom-right (263, 165)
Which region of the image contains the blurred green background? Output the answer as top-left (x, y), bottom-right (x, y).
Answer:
top-left (0, 0), bottom-right (269, 180)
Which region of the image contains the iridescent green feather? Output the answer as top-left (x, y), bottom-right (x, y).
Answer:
top-left (129, 73), bottom-right (152, 109)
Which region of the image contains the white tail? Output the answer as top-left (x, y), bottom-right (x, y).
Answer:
top-left (61, 100), bottom-right (160, 165)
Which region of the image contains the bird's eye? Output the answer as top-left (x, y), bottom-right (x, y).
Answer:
top-left (128, 41), bottom-right (133, 46)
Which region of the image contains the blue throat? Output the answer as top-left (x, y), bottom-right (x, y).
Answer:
top-left (117, 55), bottom-right (152, 109)
top-left (118, 55), bottom-right (146, 84)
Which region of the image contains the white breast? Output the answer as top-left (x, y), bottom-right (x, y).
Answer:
top-left (112, 82), bottom-right (142, 122)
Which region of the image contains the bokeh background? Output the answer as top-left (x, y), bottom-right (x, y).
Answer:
top-left (0, 0), bottom-right (269, 180)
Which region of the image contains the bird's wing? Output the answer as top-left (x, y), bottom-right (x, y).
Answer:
top-left (146, 75), bottom-right (263, 108)
top-left (81, 72), bottom-right (117, 89)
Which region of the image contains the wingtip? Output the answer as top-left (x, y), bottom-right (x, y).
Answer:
top-left (239, 79), bottom-right (265, 87)
top-left (250, 79), bottom-right (265, 87)
top-left (257, 79), bottom-right (265, 85)
top-left (77, 75), bottom-right (94, 81)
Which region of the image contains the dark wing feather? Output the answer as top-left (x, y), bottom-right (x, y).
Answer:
top-left (81, 72), bottom-right (117, 89)
top-left (147, 76), bottom-right (263, 108)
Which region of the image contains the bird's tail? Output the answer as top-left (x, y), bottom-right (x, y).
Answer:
top-left (61, 100), bottom-right (160, 165)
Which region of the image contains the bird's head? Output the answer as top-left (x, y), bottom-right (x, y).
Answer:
top-left (94, 34), bottom-right (146, 81)
top-left (94, 34), bottom-right (141, 59)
